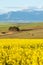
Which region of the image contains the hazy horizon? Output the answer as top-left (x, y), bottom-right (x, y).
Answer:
top-left (0, 0), bottom-right (43, 14)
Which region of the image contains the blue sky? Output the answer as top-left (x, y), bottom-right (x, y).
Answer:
top-left (0, 0), bottom-right (43, 14)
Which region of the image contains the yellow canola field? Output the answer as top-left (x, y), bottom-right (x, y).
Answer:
top-left (0, 39), bottom-right (43, 65)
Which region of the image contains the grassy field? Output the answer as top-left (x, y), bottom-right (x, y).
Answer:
top-left (0, 22), bottom-right (43, 38)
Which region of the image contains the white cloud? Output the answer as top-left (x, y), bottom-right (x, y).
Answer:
top-left (27, 6), bottom-right (43, 11)
top-left (0, 6), bottom-right (43, 14)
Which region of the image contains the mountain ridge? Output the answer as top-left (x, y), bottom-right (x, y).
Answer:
top-left (0, 9), bottom-right (43, 22)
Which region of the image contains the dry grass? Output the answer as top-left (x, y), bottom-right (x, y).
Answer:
top-left (0, 22), bottom-right (43, 38)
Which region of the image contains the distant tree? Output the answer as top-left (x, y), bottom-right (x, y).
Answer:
top-left (13, 26), bottom-right (20, 31)
top-left (9, 26), bottom-right (20, 31)
top-left (9, 27), bottom-right (13, 31)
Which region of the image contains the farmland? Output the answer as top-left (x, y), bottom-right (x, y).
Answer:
top-left (0, 39), bottom-right (43, 65)
top-left (0, 22), bottom-right (43, 38)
